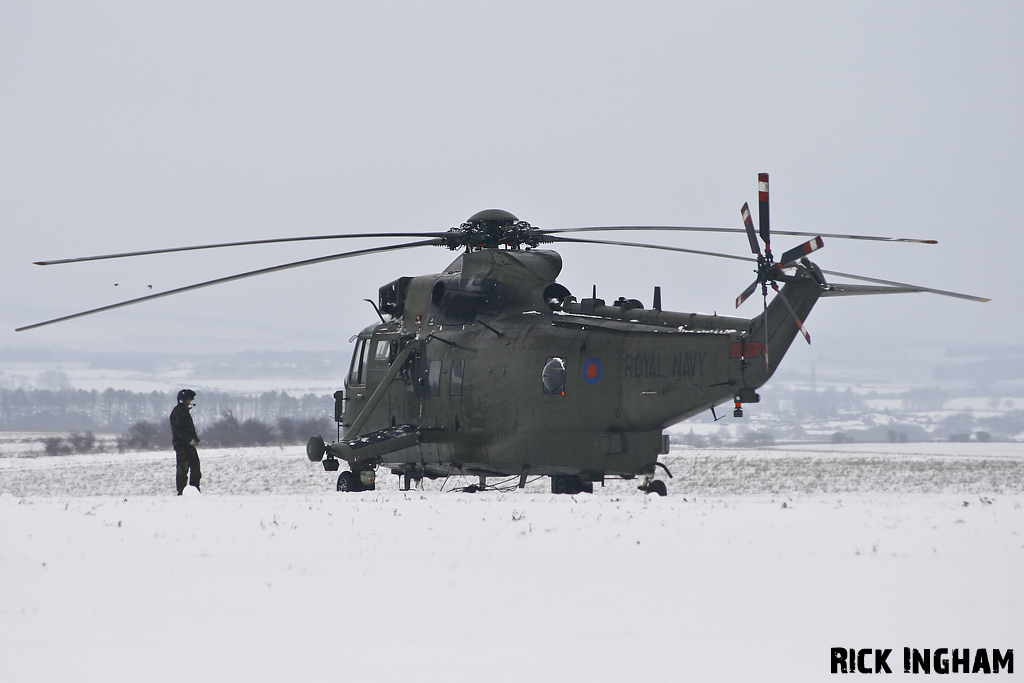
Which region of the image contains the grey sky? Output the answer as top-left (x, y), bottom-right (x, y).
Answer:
top-left (2, 2), bottom-right (1020, 384)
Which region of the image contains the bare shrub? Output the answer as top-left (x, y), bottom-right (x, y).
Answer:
top-left (202, 411), bottom-right (243, 447)
top-left (41, 436), bottom-right (72, 456)
top-left (117, 421), bottom-right (169, 451)
top-left (240, 418), bottom-right (275, 446)
top-left (68, 431), bottom-right (96, 453)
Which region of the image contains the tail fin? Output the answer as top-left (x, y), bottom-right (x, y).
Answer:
top-left (745, 266), bottom-right (823, 385)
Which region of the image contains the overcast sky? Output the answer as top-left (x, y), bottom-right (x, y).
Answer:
top-left (2, 1), bottom-right (1020, 385)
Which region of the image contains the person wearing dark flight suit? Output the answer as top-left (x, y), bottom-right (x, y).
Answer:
top-left (170, 389), bottom-right (201, 495)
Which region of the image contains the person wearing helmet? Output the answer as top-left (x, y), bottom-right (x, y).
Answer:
top-left (170, 389), bottom-right (201, 495)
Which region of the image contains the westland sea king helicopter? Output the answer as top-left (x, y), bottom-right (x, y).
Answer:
top-left (19, 174), bottom-right (988, 495)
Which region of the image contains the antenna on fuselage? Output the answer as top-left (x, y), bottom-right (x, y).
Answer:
top-left (364, 298), bottom-right (385, 323)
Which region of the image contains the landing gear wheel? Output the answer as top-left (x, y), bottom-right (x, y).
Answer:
top-left (337, 471), bottom-right (361, 492)
top-left (646, 479), bottom-right (667, 497)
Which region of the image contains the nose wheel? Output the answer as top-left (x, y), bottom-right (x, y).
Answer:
top-left (337, 471), bottom-right (358, 491)
top-left (337, 469), bottom-right (376, 492)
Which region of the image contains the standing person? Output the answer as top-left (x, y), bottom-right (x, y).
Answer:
top-left (170, 389), bottom-right (201, 495)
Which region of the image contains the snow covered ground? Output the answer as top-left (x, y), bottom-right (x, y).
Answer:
top-left (2, 444), bottom-right (1022, 681)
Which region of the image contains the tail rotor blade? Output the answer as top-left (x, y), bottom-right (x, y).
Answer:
top-left (762, 290), bottom-right (770, 370)
top-left (758, 173), bottom-right (770, 249)
top-left (772, 282), bottom-right (811, 344)
top-left (778, 236), bottom-right (824, 268)
top-left (741, 203), bottom-right (761, 255)
top-left (736, 279), bottom-right (758, 308)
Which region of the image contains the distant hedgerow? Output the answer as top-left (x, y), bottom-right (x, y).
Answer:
top-left (116, 413), bottom-right (333, 451)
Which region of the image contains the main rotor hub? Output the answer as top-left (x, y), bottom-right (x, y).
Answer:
top-left (443, 208), bottom-right (541, 251)
top-left (466, 209), bottom-right (519, 224)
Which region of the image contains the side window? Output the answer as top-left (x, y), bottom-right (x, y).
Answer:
top-left (542, 357), bottom-right (566, 395)
top-left (428, 360), bottom-right (442, 397)
top-left (450, 359), bottom-right (465, 396)
top-left (359, 339), bottom-right (371, 382)
top-left (348, 339), bottom-right (363, 385)
top-left (349, 338), bottom-right (371, 385)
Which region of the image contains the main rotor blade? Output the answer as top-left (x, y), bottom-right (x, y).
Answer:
top-left (17, 239), bottom-right (442, 331)
top-left (818, 283), bottom-right (938, 297)
top-left (35, 224), bottom-right (941, 267)
top-left (33, 232), bottom-right (454, 266)
top-left (818, 268), bottom-right (990, 302)
top-left (537, 225), bottom-right (937, 245)
top-left (544, 235), bottom-right (758, 265)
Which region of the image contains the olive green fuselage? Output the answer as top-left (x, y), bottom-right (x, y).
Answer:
top-left (338, 248), bottom-right (820, 480)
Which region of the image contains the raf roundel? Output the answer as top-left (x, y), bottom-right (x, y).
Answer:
top-left (582, 357), bottom-right (603, 385)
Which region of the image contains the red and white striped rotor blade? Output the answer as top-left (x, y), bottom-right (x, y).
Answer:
top-left (777, 236), bottom-right (825, 268)
top-left (771, 282), bottom-right (811, 344)
top-left (741, 203), bottom-right (761, 256)
top-left (736, 279), bottom-right (758, 308)
top-left (758, 173), bottom-right (770, 249)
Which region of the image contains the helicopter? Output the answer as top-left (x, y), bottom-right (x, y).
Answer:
top-left (19, 174), bottom-right (987, 496)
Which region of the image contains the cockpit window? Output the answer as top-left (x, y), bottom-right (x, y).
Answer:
top-left (374, 340), bottom-right (391, 362)
top-left (542, 357), bottom-right (566, 395)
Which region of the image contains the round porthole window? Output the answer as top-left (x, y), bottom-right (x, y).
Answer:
top-left (542, 357), bottom-right (566, 394)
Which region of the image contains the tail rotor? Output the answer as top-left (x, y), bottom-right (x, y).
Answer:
top-left (735, 173), bottom-right (819, 365)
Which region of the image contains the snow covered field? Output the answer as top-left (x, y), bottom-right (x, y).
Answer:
top-left (2, 444), bottom-right (1022, 681)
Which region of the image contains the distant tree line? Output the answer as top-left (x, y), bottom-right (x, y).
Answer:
top-left (36, 412), bottom-right (334, 454)
top-left (0, 387), bottom-right (333, 432)
top-left (114, 412), bottom-right (334, 452)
